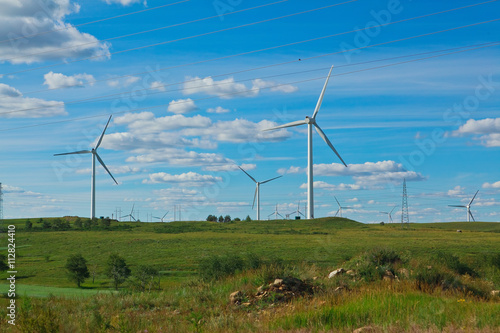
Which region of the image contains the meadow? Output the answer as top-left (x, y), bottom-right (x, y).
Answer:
top-left (0, 217), bottom-right (499, 332)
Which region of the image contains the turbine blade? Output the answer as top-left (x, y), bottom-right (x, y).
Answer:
top-left (95, 115), bottom-right (112, 149)
top-left (54, 150), bottom-right (91, 156)
top-left (390, 206), bottom-right (396, 214)
top-left (277, 213), bottom-right (284, 218)
top-left (469, 211), bottom-right (476, 222)
top-left (469, 190), bottom-right (479, 205)
top-left (238, 166), bottom-right (257, 183)
top-left (131, 203), bottom-right (135, 214)
top-left (334, 196), bottom-right (341, 208)
top-left (252, 186), bottom-right (258, 210)
top-left (448, 205), bottom-right (466, 208)
top-left (334, 209), bottom-right (340, 217)
top-left (314, 124), bottom-right (347, 167)
top-left (262, 119), bottom-right (307, 132)
top-left (380, 211), bottom-right (388, 214)
top-left (95, 152), bottom-right (118, 185)
top-left (162, 211), bottom-right (169, 219)
top-left (312, 65), bottom-right (334, 119)
top-left (260, 175), bottom-right (283, 184)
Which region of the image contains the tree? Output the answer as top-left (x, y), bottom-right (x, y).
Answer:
top-left (106, 253), bottom-right (131, 290)
top-left (83, 218), bottom-right (92, 230)
top-left (100, 217), bottom-right (111, 228)
top-left (42, 220), bottom-right (52, 229)
top-left (25, 219), bottom-right (32, 231)
top-left (245, 215), bottom-right (252, 222)
top-left (133, 265), bottom-right (159, 292)
top-left (224, 215), bottom-right (231, 223)
top-left (0, 254), bottom-right (8, 272)
top-left (74, 217), bottom-right (83, 229)
top-left (206, 215), bottom-right (217, 222)
top-left (65, 254), bottom-right (90, 288)
top-left (234, 217), bottom-right (241, 222)
top-left (218, 215), bottom-right (224, 223)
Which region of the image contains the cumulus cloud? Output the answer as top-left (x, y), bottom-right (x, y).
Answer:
top-left (43, 71), bottom-right (95, 89)
top-left (0, 0), bottom-right (109, 64)
top-left (143, 171), bottom-right (222, 187)
top-left (447, 186), bottom-right (465, 196)
top-left (483, 181), bottom-right (500, 189)
top-left (104, 0), bottom-right (145, 6)
top-left (183, 76), bottom-right (298, 99)
top-left (167, 98), bottom-right (198, 114)
top-left (150, 81), bottom-right (165, 92)
top-left (452, 118), bottom-right (500, 147)
top-left (0, 83), bottom-right (65, 118)
top-left (299, 181), bottom-right (361, 191)
top-left (76, 165), bottom-right (142, 175)
top-left (107, 76), bottom-right (140, 88)
top-left (207, 106), bottom-right (231, 114)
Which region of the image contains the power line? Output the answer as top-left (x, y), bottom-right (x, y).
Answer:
top-left (6, 0), bottom-right (498, 98)
top-left (2, 41), bottom-right (499, 118)
top-left (0, 41), bottom-right (497, 132)
top-left (0, 0), bottom-right (191, 45)
top-left (0, 0), bottom-right (358, 76)
top-left (0, 0), bottom-right (290, 63)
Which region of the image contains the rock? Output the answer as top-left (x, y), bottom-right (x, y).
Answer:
top-left (457, 230), bottom-right (462, 233)
top-left (353, 326), bottom-right (375, 333)
top-left (491, 290), bottom-right (500, 297)
top-left (230, 291), bottom-right (243, 305)
top-left (383, 270), bottom-right (395, 281)
top-left (328, 268), bottom-right (345, 279)
top-left (272, 278), bottom-right (283, 287)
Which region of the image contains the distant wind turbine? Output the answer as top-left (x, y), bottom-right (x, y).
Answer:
top-left (54, 115), bottom-right (117, 219)
top-left (334, 196), bottom-right (352, 218)
top-left (380, 206), bottom-right (396, 223)
top-left (153, 211), bottom-right (169, 222)
top-left (288, 201), bottom-right (305, 219)
top-left (448, 190), bottom-right (479, 222)
top-left (268, 204), bottom-right (284, 220)
top-left (238, 166), bottom-right (282, 221)
top-left (121, 204), bottom-right (136, 222)
top-left (263, 66), bottom-right (347, 219)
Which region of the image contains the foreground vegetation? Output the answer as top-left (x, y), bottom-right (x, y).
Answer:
top-left (0, 217), bottom-right (499, 332)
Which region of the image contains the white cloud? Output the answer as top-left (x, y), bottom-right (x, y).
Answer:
top-left (43, 72), bottom-right (95, 89)
top-left (447, 186), bottom-right (465, 196)
top-left (76, 165), bottom-right (142, 175)
top-left (202, 163), bottom-right (256, 172)
top-left (150, 81), bottom-right (165, 92)
top-left (183, 76), bottom-right (298, 99)
top-left (107, 76), bottom-right (140, 88)
top-left (453, 118), bottom-right (500, 147)
top-left (167, 98), bottom-right (198, 114)
top-left (143, 172), bottom-right (222, 187)
top-left (0, 0), bottom-right (109, 64)
top-left (207, 106), bottom-right (231, 114)
top-left (278, 166), bottom-right (304, 175)
top-left (0, 83), bottom-right (65, 118)
top-left (104, 0), bottom-right (145, 6)
top-left (483, 181), bottom-right (500, 189)
top-left (299, 181), bottom-right (361, 191)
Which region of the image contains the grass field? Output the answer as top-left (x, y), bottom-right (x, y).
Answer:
top-left (0, 217), bottom-right (499, 332)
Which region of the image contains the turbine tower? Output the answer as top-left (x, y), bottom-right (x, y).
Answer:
top-left (448, 190), bottom-right (479, 222)
top-left (380, 206), bottom-right (396, 223)
top-left (238, 166), bottom-right (282, 220)
top-left (54, 116), bottom-right (117, 219)
top-left (263, 66), bottom-right (347, 219)
top-left (334, 196), bottom-right (352, 218)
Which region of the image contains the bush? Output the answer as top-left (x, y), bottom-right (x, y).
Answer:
top-left (435, 252), bottom-right (477, 277)
top-left (65, 254), bottom-right (90, 287)
top-left (199, 254), bottom-right (245, 281)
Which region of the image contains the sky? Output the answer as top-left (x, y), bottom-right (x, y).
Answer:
top-left (0, 0), bottom-right (499, 223)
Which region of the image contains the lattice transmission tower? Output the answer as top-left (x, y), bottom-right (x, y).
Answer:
top-left (401, 178), bottom-right (409, 228)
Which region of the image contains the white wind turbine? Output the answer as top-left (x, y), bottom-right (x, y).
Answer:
top-left (268, 204), bottom-right (284, 220)
top-left (380, 206), bottom-right (396, 223)
top-left (54, 116), bottom-right (117, 219)
top-left (238, 166), bottom-right (282, 221)
top-left (153, 211), bottom-right (169, 222)
top-left (448, 190), bottom-right (479, 222)
top-left (288, 201), bottom-right (306, 219)
top-left (121, 204), bottom-right (136, 222)
top-left (334, 196), bottom-right (352, 218)
top-left (263, 66), bottom-right (347, 219)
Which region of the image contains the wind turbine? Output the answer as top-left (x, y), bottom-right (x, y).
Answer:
top-left (268, 204), bottom-right (284, 220)
top-left (288, 201), bottom-right (306, 219)
top-left (121, 204), bottom-right (136, 222)
top-left (263, 66), bottom-right (347, 219)
top-left (334, 196), bottom-right (352, 218)
top-left (153, 211), bottom-right (169, 222)
top-left (380, 206), bottom-right (396, 223)
top-left (238, 166), bottom-right (282, 221)
top-left (448, 190), bottom-right (479, 222)
top-left (54, 115), bottom-right (117, 219)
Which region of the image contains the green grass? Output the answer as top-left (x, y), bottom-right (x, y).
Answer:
top-left (0, 284), bottom-right (114, 298)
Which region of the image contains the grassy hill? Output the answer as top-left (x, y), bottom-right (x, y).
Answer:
top-left (0, 217), bottom-right (499, 332)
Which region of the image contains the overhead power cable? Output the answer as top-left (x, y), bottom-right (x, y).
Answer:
top-left (9, 0), bottom-right (498, 97)
top-left (0, 0), bottom-right (191, 45)
top-left (0, 0), bottom-right (358, 76)
top-left (0, 0), bottom-right (290, 63)
top-left (0, 41), bottom-right (497, 132)
top-left (2, 41), bottom-right (498, 117)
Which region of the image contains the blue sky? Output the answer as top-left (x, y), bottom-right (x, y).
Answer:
top-left (0, 0), bottom-right (499, 222)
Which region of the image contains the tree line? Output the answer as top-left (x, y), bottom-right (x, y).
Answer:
top-left (206, 215), bottom-right (252, 222)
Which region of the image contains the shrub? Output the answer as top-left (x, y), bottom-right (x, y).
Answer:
top-left (436, 252), bottom-right (477, 277)
top-left (65, 254), bottom-right (90, 287)
top-left (199, 254), bottom-right (244, 281)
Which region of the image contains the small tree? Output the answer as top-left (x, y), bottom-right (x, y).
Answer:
top-left (106, 253), bottom-right (131, 290)
top-left (100, 218), bottom-right (111, 229)
top-left (65, 254), bottom-right (90, 288)
top-left (234, 217), bottom-right (241, 222)
top-left (0, 254), bottom-right (8, 271)
top-left (83, 219), bottom-right (92, 230)
top-left (133, 265), bottom-right (159, 292)
top-left (42, 220), bottom-right (52, 229)
top-left (74, 217), bottom-right (83, 229)
top-left (206, 215), bottom-right (217, 222)
top-left (245, 215), bottom-right (252, 222)
top-left (218, 215), bottom-right (224, 223)
top-left (25, 219), bottom-right (33, 231)
top-left (224, 215), bottom-right (231, 223)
